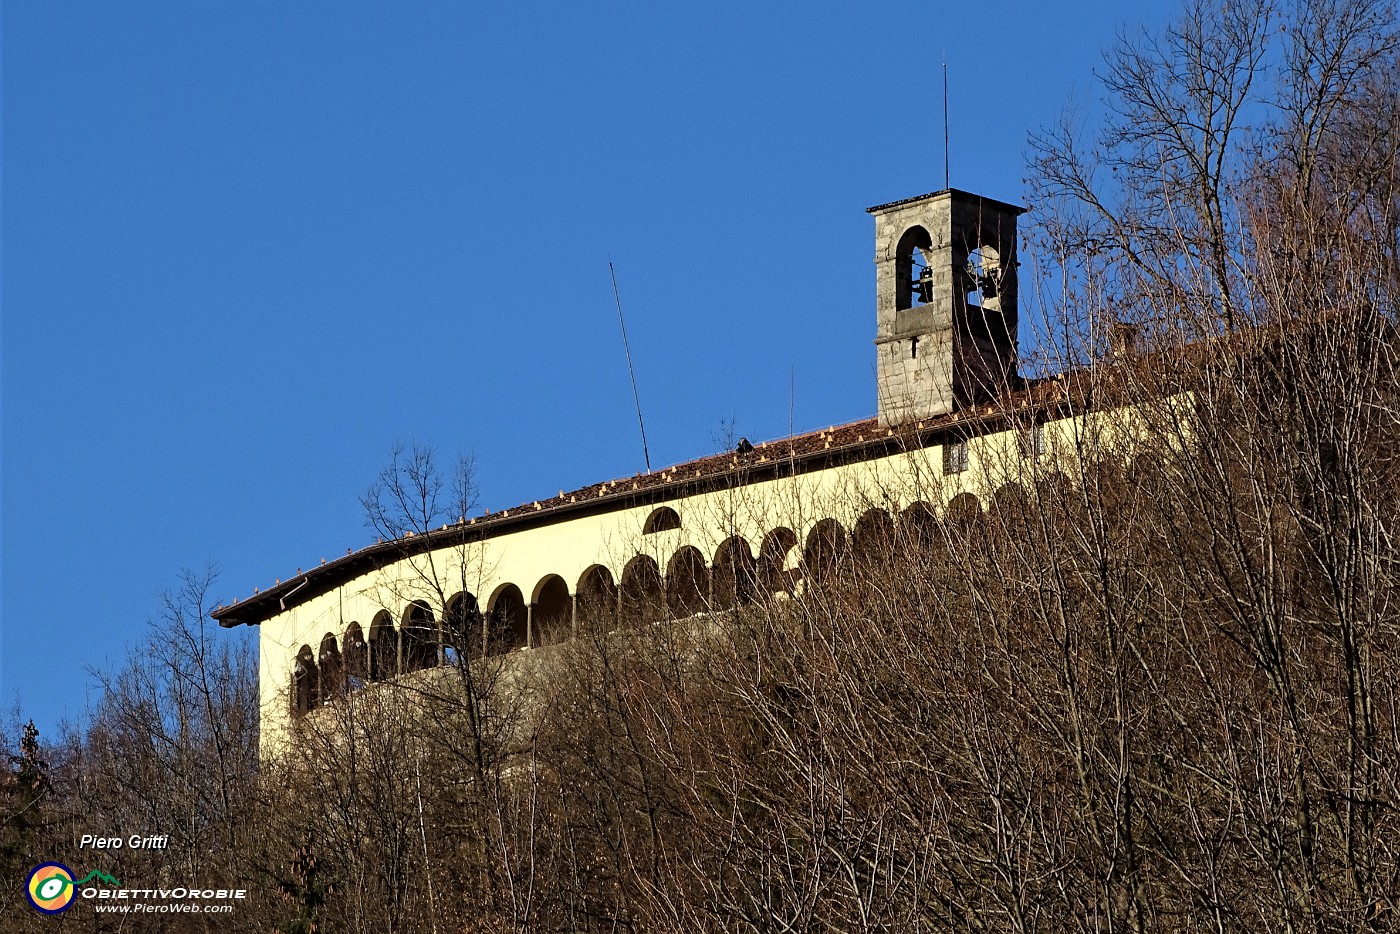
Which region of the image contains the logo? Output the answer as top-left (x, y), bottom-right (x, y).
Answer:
top-left (23, 865), bottom-right (122, 914)
top-left (25, 863), bottom-right (76, 914)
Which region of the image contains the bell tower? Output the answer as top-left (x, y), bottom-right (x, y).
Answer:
top-left (868, 189), bottom-right (1025, 427)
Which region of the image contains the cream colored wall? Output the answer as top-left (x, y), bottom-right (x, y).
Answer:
top-left (256, 406), bottom-right (1138, 750)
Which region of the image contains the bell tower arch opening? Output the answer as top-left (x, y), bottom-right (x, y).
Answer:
top-left (966, 244), bottom-right (1000, 308)
top-left (895, 225), bottom-right (934, 311)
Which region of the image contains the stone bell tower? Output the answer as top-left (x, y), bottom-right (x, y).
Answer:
top-left (868, 189), bottom-right (1025, 427)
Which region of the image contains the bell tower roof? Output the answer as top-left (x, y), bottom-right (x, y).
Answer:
top-left (867, 188), bottom-right (1026, 217)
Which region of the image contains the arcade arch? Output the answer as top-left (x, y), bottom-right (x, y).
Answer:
top-left (666, 546), bottom-right (709, 618)
top-left (292, 645), bottom-right (318, 716)
top-left (532, 574), bottom-right (572, 646)
top-left (576, 565), bottom-right (617, 633)
top-left (803, 518), bottom-right (848, 586)
top-left (487, 584), bottom-right (528, 655)
top-left (401, 601), bottom-right (438, 673)
top-left (318, 634), bottom-right (343, 701)
top-left (343, 622), bottom-right (367, 689)
top-left (619, 555), bottom-right (663, 628)
top-left (758, 527), bottom-right (798, 595)
top-left (711, 536), bottom-right (757, 609)
top-left (368, 611), bottom-right (397, 682)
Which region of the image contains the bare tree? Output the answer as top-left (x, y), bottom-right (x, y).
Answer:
top-left (269, 442), bottom-right (551, 931)
top-left (1028, 0), bottom-right (1397, 347)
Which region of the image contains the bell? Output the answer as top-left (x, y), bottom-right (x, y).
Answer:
top-left (913, 268), bottom-right (934, 304)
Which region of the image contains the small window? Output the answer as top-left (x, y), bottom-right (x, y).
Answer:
top-left (943, 440), bottom-right (969, 475)
top-left (1019, 423), bottom-right (1045, 458)
top-left (643, 506), bottom-right (681, 534)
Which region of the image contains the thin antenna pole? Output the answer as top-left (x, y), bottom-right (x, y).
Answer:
top-left (943, 59), bottom-right (950, 189)
top-left (609, 260), bottom-right (652, 473)
top-left (788, 368), bottom-right (794, 437)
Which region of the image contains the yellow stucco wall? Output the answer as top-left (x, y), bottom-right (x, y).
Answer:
top-left (254, 404), bottom-right (1147, 751)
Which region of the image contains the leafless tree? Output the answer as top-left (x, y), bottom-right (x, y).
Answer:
top-left (1028, 0), bottom-right (1397, 347)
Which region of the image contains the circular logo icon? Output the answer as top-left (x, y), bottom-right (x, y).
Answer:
top-left (26, 863), bottom-right (76, 914)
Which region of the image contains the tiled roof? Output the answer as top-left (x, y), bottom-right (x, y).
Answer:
top-left (213, 377), bottom-right (1074, 627)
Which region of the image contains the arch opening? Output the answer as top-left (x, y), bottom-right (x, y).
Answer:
top-left (444, 592), bottom-right (481, 663)
top-left (988, 483), bottom-right (1031, 524)
top-left (711, 536), bottom-right (757, 609)
top-left (619, 555), bottom-right (663, 629)
top-left (803, 518), bottom-right (848, 587)
top-left (343, 622), bottom-right (367, 691)
top-left (898, 500), bottom-right (945, 565)
top-left (318, 634), bottom-right (344, 702)
top-left (896, 225), bottom-right (935, 311)
top-left (368, 612), bottom-right (397, 682)
top-left (533, 575), bottom-right (572, 646)
top-left (576, 565), bottom-right (618, 634)
top-left (292, 646), bottom-right (318, 716)
top-left (402, 601), bottom-right (438, 673)
top-left (965, 243), bottom-right (1002, 308)
top-left (666, 546), bottom-right (709, 618)
top-left (944, 492), bottom-right (985, 536)
top-left (486, 585), bottom-right (528, 655)
top-left (850, 508), bottom-right (895, 569)
top-left (758, 528), bottom-right (798, 595)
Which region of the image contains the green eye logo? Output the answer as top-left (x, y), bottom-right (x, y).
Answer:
top-left (26, 863), bottom-right (76, 913)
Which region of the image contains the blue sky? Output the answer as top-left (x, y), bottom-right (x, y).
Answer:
top-left (2, 1), bottom-right (1175, 737)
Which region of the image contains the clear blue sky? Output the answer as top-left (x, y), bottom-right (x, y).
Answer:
top-left (3, 1), bottom-right (1175, 738)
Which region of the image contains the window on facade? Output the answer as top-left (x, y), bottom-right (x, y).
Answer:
top-left (943, 440), bottom-right (969, 475)
top-left (1019, 423), bottom-right (1045, 458)
top-left (643, 506), bottom-right (681, 534)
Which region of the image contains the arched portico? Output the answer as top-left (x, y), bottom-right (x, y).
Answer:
top-left (532, 574), bottom-right (572, 646)
top-left (486, 584), bottom-right (528, 655)
top-left (368, 611), bottom-right (397, 681)
top-left (575, 565), bottom-right (617, 634)
top-left (619, 555), bottom-right (663, 628)
top-left (758, 527), bottom-right (797, 595)
top-left (666, 546), bottom-right (709, 618)
top-left (711, 536), bottom-right (756, 609)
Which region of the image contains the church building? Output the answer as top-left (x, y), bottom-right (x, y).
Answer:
top-left (215, 187), bottom-right (1076, 751)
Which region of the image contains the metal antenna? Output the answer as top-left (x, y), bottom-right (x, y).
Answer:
top-left (609, 260), bottom-right (652, 474)
top-left (943, 59), bottom-right (950, 189)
